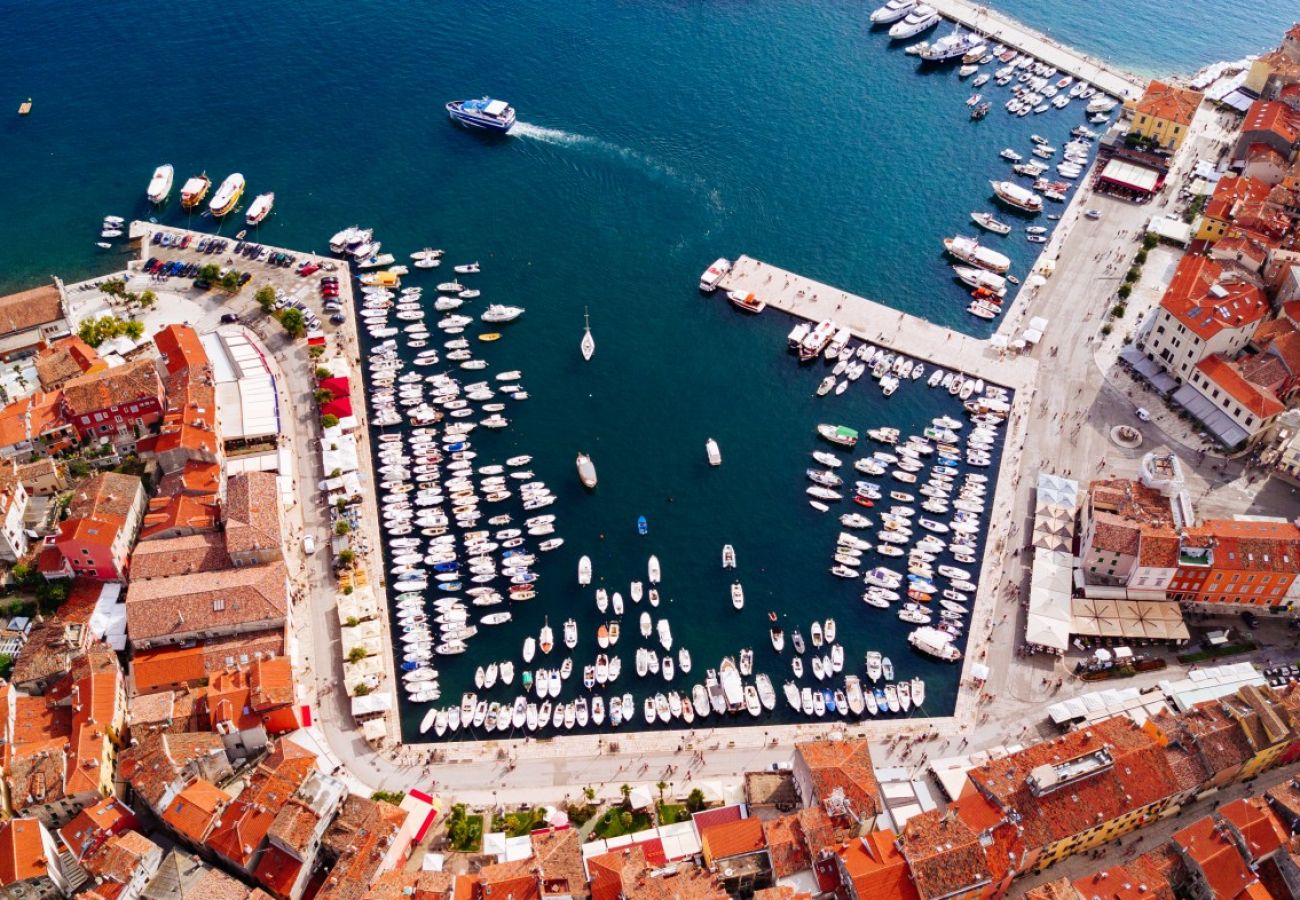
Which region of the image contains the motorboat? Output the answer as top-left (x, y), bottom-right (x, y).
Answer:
top-left (576, 453), bottom-right (597, 489)
top-left (888, 4), bottom-right (939, 40)
top-left (147, 164), bottom-right (174, 204)
top-left (706, 438), bottom-right (722, 466)
top-left (920, 26), bottom-right (983, 62)
top-left (970, 211), bottom-right (1011, 235)
top-left (699, 257), bottom-right (731, 292)
top-left (180, 172), bottom-right (210, 208)
top-left (990, 180), bottom-right (1043, 213)
top-left (731, 582), bottom-right (745, 610)
top-left (869, 0), bottom-right (916, 24)
top-left (446, 97), bottom-right (517, 133)
top-left (943, 236), bottom-right (1010, 273)
top-left (246, 192), bottom-right (275, 225)
top-left (209, 173), bottom-right (245, 217)
top-left (727, 290), bottom-right (766, 313)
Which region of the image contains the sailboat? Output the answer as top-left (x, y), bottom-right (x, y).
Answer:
top-left (581, 308), bottom-right (595, 361)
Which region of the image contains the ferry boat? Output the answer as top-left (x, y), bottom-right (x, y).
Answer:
top-left (209, 173), bottom-right (245, 217)
top-left (245, 192), bottom-right (275, 225)
top-left (920, 26), bottom-right (983, 62)
top-left (147, 164), bottom-right (174, 204)
top-left (446, 97), bottom-right (516, 133)
top-left (943, 236), bottom-right (1010, 274)
top-left (699, 258), bottom-right (731, 292)
top-left (576, 453), bottom-right (597, 489)
top-left (990, 180), bottom-right (1043, 213)
top-left (180, 173), bottom-right (211, 209)
top-left (727, 290), bottom-right (766, 313)
top-left (870, 0), bottom-right (915, 24)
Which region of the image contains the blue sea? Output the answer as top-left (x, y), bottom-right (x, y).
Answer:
top-left (0, 0), bottom-right (1289, 738)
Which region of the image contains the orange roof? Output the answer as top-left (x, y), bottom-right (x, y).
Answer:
top-left (1157, 255), bottom-right (1268, 341)
top-left (1133, 79), bottom-right (1202, 126)
top-left (1219, 797), bottom-right (1289, 861)
top-left (132, 643), bottom-right (209, 692)
top-left (207, 739), bottom-right (317, 868)
top-left (794, 738), bottom-right (881, 818)
top-left (36, 336), bottom-right (103, 389)
top-left (61, 357), bottom-right (162, 418)
top-left (249, 657), bottom-right (295, 710)
top-left (701, 817), bottom-right (765, 861)
top-left (59, 796), bottom-right (135, 861)
top-left (163, 779), bottom-right (229, 844)
top-left (1172, 815), bottom-right (1259, 898)
top-left (84, 830), bottom-right (162, 889)
top-left (154, 324), bottom-right (208, 377)
top-left (138, 492), bottom-right (221, 540)
top-left (1205, 176), bottom-right (1273, 224)
top-left (1195, 355), bottom-right (1285, 418)
top-left (252, 844), bottom-right (305, 898)
top-left (1242, 100), bottom-right (1300, 145)
top-left (836, 831), bottom-right (919, 900)
top-left (1071, 862), bottom-right (1176, 900)
top-left (0, 818), bottom-right (53, 886)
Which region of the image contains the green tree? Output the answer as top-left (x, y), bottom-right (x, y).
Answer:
top-left (656, 781), bottom-right (668, 805)
top-left (352, 682), bottom-right (370, 696)
top-left (347, 647), bottom-right (368, 663)
top-left (1124, 267), bottom-right (1140, 284)
top-left (138, 290), bottom-right (157, 308)
top-left (1142, 233), bottom-right (1159, 250)
top-left (308, 344), bottom-right (325, 359)
top-left (255, 285), bottom-right (277, 312)
top-left (0, 654), bottom-right (13, 679)
top-left (335, 521), bottom-right (351, 536)
top-left (1134, 249), bottom-right (1148, 265)
top-left (686, 788), bottom-right (705, 813)
top-left (619, 811), bottom-right (633, 830)
top-left (280, 307), bottom-right (306, 337)
top-left (337, 548), bottom-right (355, 567)
top-left (583, 786), bottom-right (596, 803)
top-left (68, 460), bottom-right (90, 478)
top-left (198, 263), bottom-right (221, 283)
top-left (371, 790), bottom-right (405, 806)
top-left (619, 784), bottom-right (632, 807)
top-left (124, 320), bottom-right (145, 341)
top-left (219, 271), bottom-right (240, 292)
top-left (314, 388), bottom-right (334, 405)
top-left (1117, 283), bottom-right (1133, 300)
top-left (98, 279), bottom-right (126, 297)
top-left (321, 414), bottom-right (339, 429)
top-left (315, 367), bottom-right (332, 380)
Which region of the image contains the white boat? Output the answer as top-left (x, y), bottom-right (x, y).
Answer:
top-left (970, 211), bottom-right (1011, 235)
top-left (722, 544), bottom-right (736, 568)
top-left (730, 582), bottom-right (744, 610)
top-left (648, 555), bottom-right (661, 583)
top-left (990, 180), bottom-right (1043, 213)
top-left (246, 192), bottom-right (275, 225)
top-left (756, 675), bottom-right (776, 711)
top-left (943, 236), bottom-right (1010, 274)
top-left (706, 438), bottom-right (722, 466)
top-left (888, 4), bottom-right (939, 39)
top-left (699, 258), bottom-right (731, 292)
top-left (581, 308), bottom-right (595, 361)
top-left (870, 0), bottom-right (916, 24)
top-left (147, 164), bottom-right (174, 204)
top-left (209, 172), bottom-right (245, 217)
top-left (481, 304), bottom-right (525, 323)
top-left (578, 556), bottom-right (592, 585)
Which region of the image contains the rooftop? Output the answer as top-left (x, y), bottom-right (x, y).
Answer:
top-left (1172, 814), bottom-right (1258, 898)
top-left (118, 732), bottom-right (229, 809)
top-left (1194, 355), bottom-right (1285, 419)
top-left (795, 738), bottom-right (881, 819)
top-left (898, 810), bottom-right (992, 900)
top-left (126, 560), bottom-right (288, 644)
top-left (130, 532), bottom-right (231, 580)
top-left (0, 284), bottom-right (64, 336)
top-left (162, 778), bottom-right (230, 844)
top-left (701, 818), bottom-right (766, 861)
top-left (1157, 255), bottom-right (1269, 341)
top-left (62, 356), bottom-right (162, 418)
top-left (1133, 79), bottom-right (1203, 127)
top-left (224, 471), bottom-right (282, 557)
top-left (0, 817), bottom-right (53, 886)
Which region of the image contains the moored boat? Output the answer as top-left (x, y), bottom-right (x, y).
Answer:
top-left (209, 173), bottom-right (245, 217)
top-left (180, 172), bottom-right (211, 209)
top-left (147, 164), bottom-right (174, 204)
top-left (245, 192), bottom-right (275, 226)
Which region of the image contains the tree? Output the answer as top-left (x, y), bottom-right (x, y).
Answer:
top-left (198, 263), bottom-right (221, 283)
top-left (686, 788), bottom-right (705, 812)
top-left (335, 521), bottom-right (351, 536)
top-left (98, 279), bottom-right (126, 297)
top-left (656, 781), bottom-right (668, 804)
top-left (337, 549), bottom-right (355, 567)
top-left (344, 616), bottom-right (359, 627)
top-left (352, 682), bottom-right (370, 696)
top-left (314, 388), bottom-right (334, 405)
top-left (1134, 249), bottom-right (1148, 265)
top-left (138, 290), bottom-right (157, 308)
top-left (619, 811), bottom-right (633, 830)
top-left (219, 270), bottom-right (241, 292)
top-left (371, 790), bottom-right (405, 806)
top-left (315, 367), bottom-right (332, 380)
top-left (583, 786), bottom-right (596, 803)
top-left (321, 414), bottom-right (339, 429)
top-left (347, 647), bottom-right (368, 663)
top-left (308, 344), bottom-right (325, 359)
top-left (1117, 283), bottom-right (1133, 300)
top-left (280, 307), bottom-right (306, 337)
top-left (68, 460), bottom-right (90, 478)
top-left (1142, 233), bottom-right (1159, 250)
top-left (619, 784), bottom-right (632, 807)
top-left (124, 320), bottom-right (145, 341)
top-left (255, 285), bottom-right (277, 312)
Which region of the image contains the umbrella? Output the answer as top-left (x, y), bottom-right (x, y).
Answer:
top-left (1094, 648), bottom-right (1113, 661)
top-left (547, 809), bottom-right (570, 828)
top-left (970, 662), bottom-right (990, 681)
top-left (628, 786), bottom-right (654, 810)
top-left (695, 781), bottom-right (726, 804)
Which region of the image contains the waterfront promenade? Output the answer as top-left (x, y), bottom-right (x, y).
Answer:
top-left (925, 0), bottom-right (1146, 100)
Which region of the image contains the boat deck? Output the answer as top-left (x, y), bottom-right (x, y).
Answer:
top-left (924, 0), bottom-right (1145, 101)
top-left (716, 255), bottom-right (1037, 392)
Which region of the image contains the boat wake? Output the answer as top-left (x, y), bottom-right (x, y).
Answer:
top-left (511, 122), bottom-right (590, 146)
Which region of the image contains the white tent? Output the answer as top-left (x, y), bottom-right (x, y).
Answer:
top-left (1028, 316), bottom-right (1049, 332)
top-left (628, 786), bottom-right (654, 810)
top-left (1022, 328), bottom-right (1043, 344)
top-left (1025, 614), bottom-right (1071, 651)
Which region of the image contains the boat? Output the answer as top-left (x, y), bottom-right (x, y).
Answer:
top-left (245, 192), bottom-right (275, 225)
top-left (817, 424), bottom-right (859, 448)
top-left (576, 453), bottom-right (597, 489)
top-left (990, 180), bottom-right (1043, 213)
top-left (147, 164), bottom-right (174, 204)
top-left (869, 0), bottom-right (916, 24)
top-left (638, 516), bottom-right (648, 536)
top-left (581, 308), bottom-right (595, 360)
top-left (756, 675), bottom-right (776, 711)
top-left (209, 173), bottom-right (246, 217)
top-left (846, 676), bottom-right (865, 716)
top-left (970, 211), bottom-right (1011, 235)
top-left (727, 290), bottom-right (766, 313)
top-left (722, 544), bottom-right (736, 569)
top-left (539, 618), bottom-right (554, 655)
top-left (706, 438), bottom-right (722, 466)
top-left (866, 651), bottom-right (883, 682)
top-left (888, 4), bottom-right (939, 39)
top-left (699, 258), bottom-right (731, 292)
top-left (731, 582), bottom-right (744, 610)
top-left (920, 26), bottom-right (983, 62)
top-left (181, 175), bottom-right (213, 208)
top-left (719, 658), bottom-right (744, 712)
top-left (446, 97), bottom-right (517, 133)
top-left (770, 626), bottom-right (785, 652)
top-left (911, 677), bottom-right (926, 708)
top-left (952, 265), bottom-right (1007, 295)
top-left (909, 626), bottom-right (962, 661)
top-left (943, 236), bottom-right (1010, 274)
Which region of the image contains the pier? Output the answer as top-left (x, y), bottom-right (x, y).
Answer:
top-left (925, 0), bottom-right (1145, 101)
top-left (717, 255), bottom-right (1038, 392)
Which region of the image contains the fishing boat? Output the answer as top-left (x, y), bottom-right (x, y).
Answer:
top-left (719, 658), bottom-right (744, 712)
top-left (576, 453), bottom-right (597, 489)
top-left (245, 192), bottom-right (275, 225)
top-left (909, 626), bottom-right (962, 661)
top-left (817, 424), bottom-right (859, 448)
top-left (147, 164), bottom-right (174, 204)
top-left (756, 674), bottom-right (776, 711)
top-left (446, 97), bottom-right (517, 133)
top-left (539, 618), bottom-right (554, 655)
top-left (581, 308), bottom-right (595, 360)
top-left (209, 173), bottom-right (245, 217)
top-left (180, 172), bottom-right (211, 209)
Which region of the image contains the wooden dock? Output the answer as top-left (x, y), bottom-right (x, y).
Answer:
top-left (925, 0), bottom-right (1145, 101)
top-left (717, 255), bottom-right (1037, 391)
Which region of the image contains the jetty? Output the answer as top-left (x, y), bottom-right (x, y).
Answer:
top-left (717, 255), bottom-right (1037, 392)
top-left (925, 0), bottom-right (1145, 101)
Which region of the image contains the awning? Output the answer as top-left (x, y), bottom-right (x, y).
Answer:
top-left (1022, 328), bottom-right (1043, 344)
top-left (1120, 347), bottom-right (1178, 394)
top-left (1146, 216), bottom-right (1193, 246)
top-left (1171, 384), bottom-right (1250, 447)
top-left (1099, 158), bottom-right (1161, 193)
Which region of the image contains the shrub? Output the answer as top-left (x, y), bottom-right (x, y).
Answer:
top-left (255, 285), bottom-right (276, 312)
top-left (321, 414), bottom-right (339, 429)
top-left (371, 790), bottom-right (405, 806)
top-left (315, 367), bottom-right (332, 380)
top-left (347, 647), bottom-right (368, 663)
top-left (198, 263), bottom-right (221, 282)
top-left (337, 549), bottom-right (355, 567)
top-left (1135, 249), bottom-right (1148, 264)
top-left (1142, 234), bottom-right (1158, 250)
top-left (1101, 323), bottom-right (1113, 336)
top-left (1117, 283), bottom-right (1132, 300)
top-left (279, 308), bottom-right (306, 337)
top-left (1124, 267), bottom-right (1141, 284)
top-left (335, 521), bottom-right (351, 535)
top-left (308, 345), bottom-right (325, 359)
top-left (686, 788), bottom-right (705, 812)
top-left (138, 290), bottom-right (157, 308)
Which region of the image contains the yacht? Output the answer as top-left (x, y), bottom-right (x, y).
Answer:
top-left (581, 308), bottom-right (595, 361)
top-left (179, 172), bottom-right (210, 208)
top-left (576, 453), bottom-right (597, 489)
top-left (245, 192), bottom-right (275, 225)
top-left (888, 5), bottom-right (939, 39)
top-left (209, 173), bottom-right (245, 217)
top-left (920, 26), bottom-right (983, 62)
top-left (990, 180), bottom-right (1043, 213)
top-left (727, 290), bottom-right (766, 313)
top-left (147, 164), bottom-right (174, 204)
top-left (699, 258), bottom-right (731, 292)
top-left (943, 236), bottom-right (1010, 273)
top-left (952, 265), bottom-right (1007, 295)
top-left (446, 97), bottom-right (517, 133)
top-left (869, 0), bottom-right (916, 24)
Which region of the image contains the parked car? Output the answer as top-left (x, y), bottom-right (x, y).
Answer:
top-left (220, 313), bottom-right (240, 324)
top-left (303, 534), bottom-right (316, 555)
top-left (192, 279), bottom-right (211, 290)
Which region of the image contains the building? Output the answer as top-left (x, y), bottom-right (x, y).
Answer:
top-left (1243, 24), bottom-right (1300, 100)
top-left (790, 739), bottom-right (881, 833)
top-left (140, 846), bottom-right (271, 899)
top-left (58, 796), bottom-right (138, 864)
top-left (8, 616), bottom-right (90, 694)
top-left (34, 335), bottom-right (103, 392)
top-left (116, 732), bottom-right (233, 819)
top-left (50, 472), bottom-right (146, 581)
top-left (1233, 100), bottom-right (1300, 170)
top-left (1077, 478), bottom-right (1184, 591)
top-left (60, 356), bottom-right (165, 445)
top-left (1170, 814), bottom-right (1266, 899)
top-left (82, 829), bottom-right (164, 899)
top-left (699, 818), bottom-right (770, 893)
top-left (0, 282), bottom-right (70, 363)
top-left (224, 471), bottom-right (284, 566)
top-left (316, 795), bottom-right (410, 900)
top-left (0, 390), bottom-right (77, 462)
top-left (1125, 80), bottom-right (1203, 151)
top-left (826, 830), bottom-right (918, 900)
top-left (1135, 255), bottom-right (1270, 386)
top-left (1195, 175), bottom-right (1273, 243)
top-left (201, 657), bottom-right (301, 760)
top-left (1166, 518), bottom-right (1300, 613)
top-left (1181, 353), bottom-right (1288, 447)
top-left (896, 811), bottom-right (994, 900)
top-left (0, 817), bottom-right (72, 898)
top-left (0, 462), bottom-right (31, 562)
top-left (126, 559), bottom-right (289, 649)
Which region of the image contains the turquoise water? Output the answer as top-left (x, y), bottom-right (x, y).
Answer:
top-left (0, 1), bottom-right (1287, 739)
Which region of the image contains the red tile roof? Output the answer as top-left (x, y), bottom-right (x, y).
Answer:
top-left (207, 739), bottom-right (317, 869)
top-left (1195, 355), bottom-right (1285, 418)
top-left (1173, 815), bottom-right (1259, 898)
top-left (1219, 796), bottom-right (1289, 861)
top-left (0, 818), bottom-right (54, 886)
top-left (835, 830), bottom-right (920, 900)
top-left (1158, 255), bottom-right (1269, 341)
top-left (898, 811), bottom-right (992, 899)
top-left (0, 285), bottom-right (64, 336)
top-left (162, 779), bottom-right (230, 844)
top-left (794, 738), bottom-right (881, 819)
top-left (701, 818), bottom-right (765, 861)
top-left (1133, 80), bottom-right (1203, 126)
top-left (1070, 861), bottom-right (1176, 900)
top-left (61, 357), bottom-right (163, 418)
top-left (154, 324), bottom-right (208, 377)
top-left (1205, 176), bottom-right (1274, 224)
top-left (1242, 100), bottom-right (1300, 146)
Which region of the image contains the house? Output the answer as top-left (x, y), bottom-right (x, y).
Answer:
top-left (1135, 256), bottom-right (1270, 385)
top-left (0, 391), bottom-right (77, 461)
top-left (1077, 478), bottom-right (1182, 590)
top-left (0, 462), bottom-right (31, 562)
top-left (128, 688), bottom-right (200, 738)
top-left (1232, 100), bottom-right (1300, 170)
top-left (1195, 175), bottom-right (1273, 244)
top-left (51, 472), bottom-right (146, 581)
top-left (125, 560), bottom-right (289, 648)
top-left (1124, 80), bottom-right (1203, 151)
top-left (896, 811), bottom-right (994, 900)
top-left (791, 738), bottom-right (881, 833)
top-left (201, 657), bottom-right (301, 760)
top-left (587, 845), bottom-right (726, 900)
top-left (58, 796), bottom-right (138, 863)
top-left (0, 817), bottom-right (72, 898)
top-left (35, 335), bottom-right (104, 391)
top-left (16, 459), bottom-right (68, 496)
top-left (762, 807), bottom-right (834, 886)
top-left (1181, 353), bottom-right (1287, 446)
top-left (117, 732), bottom-right (233, 818)
top-left (699, 818), bottom-right (770, 893)
top-left (8, 616), bottom-right (90, 694)
top-left (826, 830), bottom-right (918, 900)
top-left (316, 795), bottom-right (411, 900)
top-left (1243, 24), bottom-right (1300, 101)
top-left (61, 356), bottom-right (165, 445)
top-left (130, 629), bottom-right (287, 696)
top-left (1165, 519), bottom-right (1300, 612)
top-left (140, 846), bottom-right (273, 899)
top-left (224, 471), bottom-right (284, 566)
top-left (142, 324), bottom-right (220, 479)
top-left (0, 282), bottom-right (71, 362)
top-left (1170, 814), bottom-right (1266, 899)
top-left (83, 830), bottom-right (165, 900)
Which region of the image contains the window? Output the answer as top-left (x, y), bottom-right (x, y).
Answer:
top-left (213, 598), bottom-right (225, 611)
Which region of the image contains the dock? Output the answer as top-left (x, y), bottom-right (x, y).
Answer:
top-left (717, 255), bottom-right (1037, 392)
top-left (925, 0), bottom-right (1145, 101)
